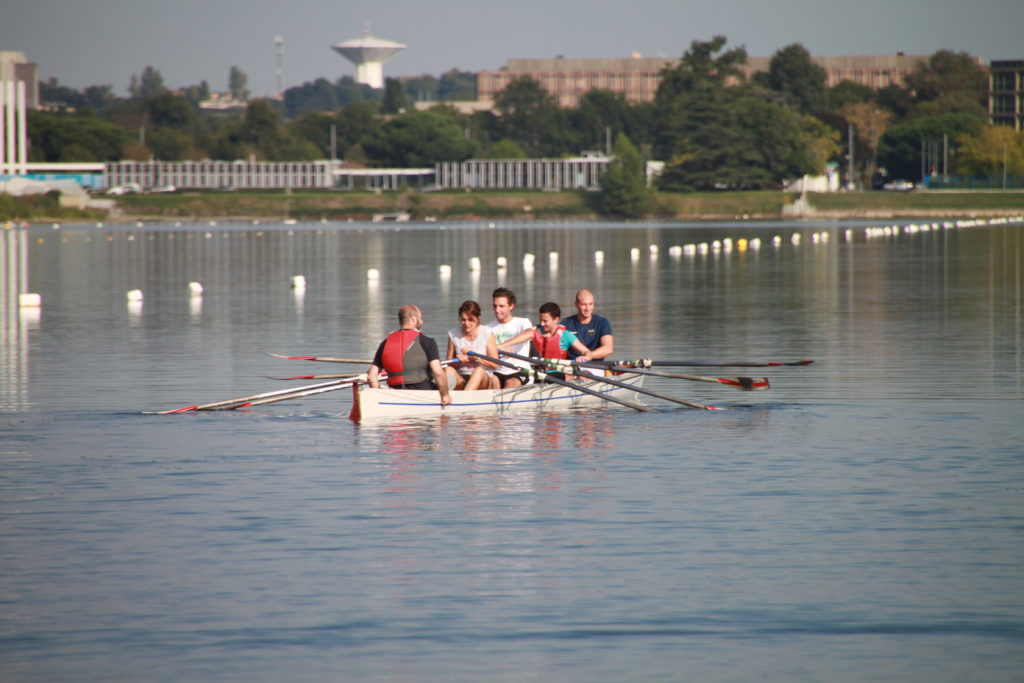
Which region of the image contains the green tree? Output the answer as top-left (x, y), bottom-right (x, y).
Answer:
top-left (147, 128), bottom-right (192, 160)
top-left (130, 66), bottom-right (166, 100)
top-left (362, 110), bottom-right (475, 167)
top-left (876, 113), bottom-right (984, 181)
top-left (482, 138), bottom-right (527, 159)
top-left (27, 110), bottom-right (129, 161)
top-left (904, 50), bottom-right (987, 119)
top-left (593, 134), bottom-right (652, 217)
top-left (757, 43), bottom-right (828, 115)
top-left (438, 69), bottom-right (477, 100)
top-left (955, 126), bottom-right (1024, 177)
top-left (146, 92), bottom-right (196, 130)
top-left (229, 66), bottom-right (250, 101)
top-left (381, 77), bottom-right (409, 115)
top-left (492, 77), bottom-right (565, 156)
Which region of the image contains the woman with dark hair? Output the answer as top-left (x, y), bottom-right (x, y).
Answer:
top-left (446, 300), bottom-right (498, 390)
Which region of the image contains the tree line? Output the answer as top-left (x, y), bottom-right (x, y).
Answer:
top-left (26, 37), bottom-right (1024, 201)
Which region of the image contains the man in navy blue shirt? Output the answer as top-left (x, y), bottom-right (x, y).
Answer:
top-left (563, 289), bottom-right (613, 361)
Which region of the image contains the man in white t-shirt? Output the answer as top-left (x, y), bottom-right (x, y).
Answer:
top-left (484, 287), bottom-right (534, 387)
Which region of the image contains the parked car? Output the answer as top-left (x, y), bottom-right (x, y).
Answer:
top-left (106, 183), bottom-right (143, 196)
top-left (882, 180), bottom-right (915, 192)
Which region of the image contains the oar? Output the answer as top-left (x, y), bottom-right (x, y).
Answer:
top-left (264, 373), bottom-right (362, 381)
top-left (145, 377), bottom-right (356, 414)
top-left (616, 358), bottom-right (813, 368)
top-left (496, 350), bottom-right (718, 411)
top-left (209, 380), bottom-right (360, 410)
top-left (468, 351), bottom-right (652, 413)
top-left (265, 351), bottom-right (372, 364)
top-left (584, 363), bottom-right (770, 391)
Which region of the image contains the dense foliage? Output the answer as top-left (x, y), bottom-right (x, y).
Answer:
top-left (25, 43), bottom-right (1021, 190)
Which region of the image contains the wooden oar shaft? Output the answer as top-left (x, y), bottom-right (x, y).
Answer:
top-left (588, 363), bottom-right (770, 391)
top-left (645, 359), bottom-right (813, 367)
top-left (266, 351), bottom-right (372, 364)
top-left (497, 350), bottom-right (715, 411)
top-left (148, 377), bottom-right (352, 414)
top-left (212, 381), bottom-right (358, 410)
top-left (468, 351), bottom-right (651, 412)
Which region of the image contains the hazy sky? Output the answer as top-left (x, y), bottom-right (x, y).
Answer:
top-left (3, 0), bottom-right (1021, 97)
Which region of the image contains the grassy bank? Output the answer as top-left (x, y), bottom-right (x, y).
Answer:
top-left (4, 188), bottom-right (1024, 223)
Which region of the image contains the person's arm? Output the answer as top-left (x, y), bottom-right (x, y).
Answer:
top-left (590, 333), bottom-right (613, 360)
top-left (367, 340), bottom-right (386, 388)
top-left (446, 336), bottom-right (460, 364)
top-left (496, 327), bottom-right (534, 351)
top-left (367, 364), bottom-right (381, 388)
top-left (430, 359), bottom-right (452, 406)
top-left (569, 338), bottom-right (592, 363)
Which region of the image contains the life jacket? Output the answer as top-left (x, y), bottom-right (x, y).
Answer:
top-left (533, 325), bottom-right (568, 360)
top-left (381, 329), bottom-right (428, 387)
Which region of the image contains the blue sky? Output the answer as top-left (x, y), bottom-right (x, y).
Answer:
top-left (2, 0), bottom-right (1021, 96)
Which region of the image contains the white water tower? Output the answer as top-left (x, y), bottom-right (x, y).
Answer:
top-left (332, 28), bottom-right (406, 89)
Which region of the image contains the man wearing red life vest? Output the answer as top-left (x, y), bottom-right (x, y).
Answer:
top-left (367, 305), bottom-right (452, 407)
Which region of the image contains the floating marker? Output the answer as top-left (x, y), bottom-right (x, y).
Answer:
top-left (439, 264), bottom-right (452, 276)
top-left (722, 238), bottom-right (733, 251)
top-left (291, 275), bottom-right (306, 289)
top-left (711, 240), bottom-right (721, 251)
top-left (649, 244), bottom-right (659, 255)
top-left (630, 247), bottom-right (640, 260)
top-left (468, 256), bottom-right (481, 271)
top-left (188, 281), bottom-right (203, 297)
top-left (772, 235), bottom-right (782, 247)
top-left (594, 250), bottom-right (605, 264)
top-left (549, 251), bottom-right (559, 266)
top-left (668, 245), bottom-right (682, 257)
top-left (126, 289), bottom-right (144, 302)
top-left (791, 233), bottom-right (801, 245)
top-left (736, 238), bottom-right (747, 251)
top-left (749, 238), bottom-right (761, 250)
top-left (366, 268), bottom-right (380, 281)
top-left (496, 256), bottom-right (508, 269)
top-left (698, 242), bottom-right (709, 254)
top-left (523, 252), bottom-right (536, 267)
top-left (18, 293), bottom-right (41, 308)
top-left (683, 244), bottom-right (697, 255)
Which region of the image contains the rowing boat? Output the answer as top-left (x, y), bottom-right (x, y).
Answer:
top-left (349, 373), bottom-right (644, 420)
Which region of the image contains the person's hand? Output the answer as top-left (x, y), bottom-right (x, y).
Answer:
top-left (440, 393), bottom-right (453, 407)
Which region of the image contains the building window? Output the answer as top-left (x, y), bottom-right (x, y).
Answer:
top-left (993, 95), bottom-right (1015, 114)
top-left (992, 72), bottom-right (1016, 92)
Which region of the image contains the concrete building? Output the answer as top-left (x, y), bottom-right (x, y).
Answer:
top-left (0, 52), bottom-right (37, 109)
top-left (478, 53), bottom-right (942, 107)
top-left (990, 60), bottom-right (1024, 130)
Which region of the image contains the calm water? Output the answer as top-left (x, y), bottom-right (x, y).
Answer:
top-left (1, 217), bottom-right (1022, 682)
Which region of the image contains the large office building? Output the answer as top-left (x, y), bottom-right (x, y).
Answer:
top-left (478, 53), bottom-right (941, 107)
top-left (990, 60), bottom-right (1024, 130)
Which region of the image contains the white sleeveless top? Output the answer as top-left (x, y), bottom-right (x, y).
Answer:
top-left (447, 327), bottom-right (492, 376)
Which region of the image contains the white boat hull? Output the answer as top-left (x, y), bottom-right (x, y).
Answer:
top-left (349, 373), bottom-right (644, 420)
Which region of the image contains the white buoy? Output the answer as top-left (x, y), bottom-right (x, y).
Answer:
top-left (698, 242), bottom-right (709, 254)
top-left (749, 238), bottom-right (761, 250)
top-left (683, 244), bottom-right (697, 255)
top-left (791, 233), bottom-right (801, 245)
top-left (291, 275), bottom-right (306, 289)
top-left (439, 264), bottom-right (452, 277)
top-left (366, 269), bottom-right (380, 281)
top-left (126, 289), bottom-right (143, 302)
top-left (722, 238), bottom-right (733, 251)
top-left (772, 235), bottom-right (782, 247)
top-left (812, 233), bottom-right (820, 243)
top-left (594, 250), bottom-right (605, 264)
top-left (820, 232), bottom-right (829, 243)
top-left (711, 240), bottom-right (721, 251)
top-left (188, 282), bottom-right (203, 297)
top-left (630, 247), bottom-right (640, 260)
top-left (523, 252), bottom-right (536, 267)
top-left (549, 251), bottom-right (559, 267)
top-left (469, 256), bottom-right (481, 271)
top-left (668, 245), bottom-right (682, 257)
top-left (18, 293), bottom-right (41, 308)
top-left (649, 244), bottom-right (659, 255)
top-left (496, 256), bottom-right (508, 269)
